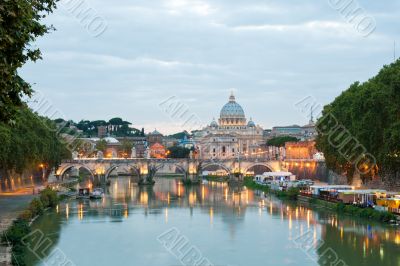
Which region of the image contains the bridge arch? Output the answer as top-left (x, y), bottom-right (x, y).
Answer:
top-left (243, 163), bottom-right (275, 175)
top-left (151, 163), bottom-right (188, 178)
top-left (202, 162), bottom-right (231, 176)
top-left (57, 164), bottom-right (95, 180)
top-left (105, 164), bottom-right (141, 179)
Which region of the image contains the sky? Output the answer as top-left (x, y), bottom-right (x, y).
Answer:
top-left (22, 0), bottom-right (400, 134)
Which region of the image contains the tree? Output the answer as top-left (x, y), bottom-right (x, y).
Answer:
top-left (120, 139), bottom-right (133, 157)
top-left (0, 107), bottom-right (69, 177)
top-left (0, 0), bottom-right (58, 123)
top-left (95, 139), bottom-right (107, 153)
top-left (167, 146), bottom-right (191, 158)
top-left (316, 60), bottom-right (400, 184)
top-left (267, 136), bottom-right (299, 147)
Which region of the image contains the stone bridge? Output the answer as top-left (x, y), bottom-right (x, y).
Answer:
top-left (55, 158), bottom-right (283, 183)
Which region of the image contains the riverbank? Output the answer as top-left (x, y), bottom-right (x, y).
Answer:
top-left (243, 177), bottom-right (299, 200)
top-left (0, 188), bottom-right (61, 265)
top-left (0, 193), bottom-right (35, 265)
top-left (244, 177), bottom-right (397, 224)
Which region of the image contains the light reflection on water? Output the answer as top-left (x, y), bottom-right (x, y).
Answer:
top-left (28, 177), bottom-right (400, 266)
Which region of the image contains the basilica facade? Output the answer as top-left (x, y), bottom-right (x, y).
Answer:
top-left (194, 93), bottom-right (266, 159)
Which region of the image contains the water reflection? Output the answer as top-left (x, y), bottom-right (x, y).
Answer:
top-left (28, 177), bottom-right (400, 266)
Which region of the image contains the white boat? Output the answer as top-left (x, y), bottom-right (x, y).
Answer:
top-left (90, 188), bottom-right (104, 199)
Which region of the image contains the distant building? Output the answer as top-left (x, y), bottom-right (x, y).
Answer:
top-left (150, 143), bottom-right (166, 158)
top-left (97, 126), bottom-right (107, 138)
top-left (194, 93), bottom-right (266, 159)
top-left (301, 121), bottom-right (317, 139)
top-left (271, 120), bottom-right (316, 141)
top-left (147, 129), bottom-right (163, 146)
top-left (271, 125), bottom-right (303, 137)
top-left (285, 141), bottom-right (317, 160)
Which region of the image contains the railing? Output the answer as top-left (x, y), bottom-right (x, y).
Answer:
top-left (62, 158), bottom-right (281, 164)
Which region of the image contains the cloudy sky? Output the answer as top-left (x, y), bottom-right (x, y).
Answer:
top-left (22, 0), bottom-right (399, 134)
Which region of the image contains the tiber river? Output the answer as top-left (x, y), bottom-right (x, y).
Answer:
top-left (25, 178), bottom-right (400, 266)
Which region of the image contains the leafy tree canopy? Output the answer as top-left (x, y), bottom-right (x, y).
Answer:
top-left (0, 106), bottom-right (69, 176)
top-left (0, 0), bottom-right (58, 123)
top-left (316, 60), bottom-right (400, 183)
top-left (167, 146), bottom-right (192, 158)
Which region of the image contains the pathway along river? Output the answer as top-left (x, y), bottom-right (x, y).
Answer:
top-left (25, 178), bottom-right (400, 266)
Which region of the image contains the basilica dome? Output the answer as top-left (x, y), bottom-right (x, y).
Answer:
top-left (210, 118), bottom-right (218, 128)
top-left (247, 119), bottom-right (255, 127)
top-left (219, 93), bottom-right (246, 126)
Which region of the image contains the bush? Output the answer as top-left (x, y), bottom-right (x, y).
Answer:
top-left (308, 197), bottom-right (317, 204)
top-left (286, 187), bottom-right (299, 200)
top-left (1, 218), bottom-right (31, 266)
top-left (1, 218), bottom-right (30, 246)
top-left (19, 210), bottom-right (33, 221)
top-left (335, 202), bottom-right (397, 223)
top-left (40, 188), bottom-right (58, 208)
top-left (29, 198), bottom-right (44, 217)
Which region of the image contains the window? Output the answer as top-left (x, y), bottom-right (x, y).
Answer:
top-left (222, 146), bottom-right (226, 153)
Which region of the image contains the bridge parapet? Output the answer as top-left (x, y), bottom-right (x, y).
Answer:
top-left (57, 158), bottom-right (283, 184)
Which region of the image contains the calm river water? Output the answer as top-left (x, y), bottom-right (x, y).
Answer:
top-left (26, 178), bottom-right (400, 266)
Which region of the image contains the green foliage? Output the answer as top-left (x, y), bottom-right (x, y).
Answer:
top-left (243, 176), bottom-right (270, 193)
top-left (335, 203), bottom-right (396, 223)
top-left (1, 189), bottom-right (60, 266)
top-left (0, 0), bottom-right (58, 123)
top-left (204, 175), bottom-right (229, 182)
top-left (308, 197), bottom-right (317, 204)
top-left (1, 218), bottom-right (30, 245)
top-left (316, 60), bottom-right (400, 182)
top-left (29, 198), bottom-right (44, 217)
top-left (120, 139), bottom-right (133, 156)
top-left (39, 188), bottom-right (58, 208)
top-left (0, 107), bottom-right (69, 175)
top-left (19, 210), bottom-right (33, 221)
top-left (167, 145), bottom-right (191, 158)
top-left (73, 139), bottom-right (95, 157)
top-left (1, 218), bottom-right (31, 266)
top-left (95, 139), bottom-right (107, 153)
top-left (285, 187), bottom-right (300, 200)
top-left (267, 136), bottom-right (299, 147)
top-left (72, 118), bottom-right (141, 137)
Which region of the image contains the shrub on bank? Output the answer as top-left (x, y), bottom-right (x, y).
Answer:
top-left (335, 203), bottom-right (396, 223)
top-left (1, 188), bottom-right (60, 266)
top-left (28, 198), bottom-right (44, 217)
top-left (1, 218), bottom-right (31, 266)
top-left (243, 177), bottom-right (270, 193)
top-left (40, 188), bottom-right (59, 207)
